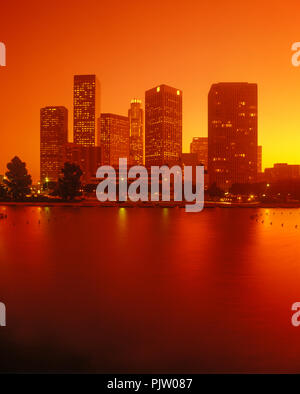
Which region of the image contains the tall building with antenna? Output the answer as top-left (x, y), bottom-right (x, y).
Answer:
top-left (128, 99), bottom-right (144, 165)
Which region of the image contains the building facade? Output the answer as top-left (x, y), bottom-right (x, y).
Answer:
top-left (208, 82), bottom-right (258, 190)
top-left (73, 74), bottom-right (100, 147)
top-left (181, 153), bottom-right (199, 167)
top-left (40, 106), bottom-right (68, 183)
top-left (128, 99), bottom-right (144, 165)
top-left (99, 113), bottom-right (130, 166)
top-left (64, 143), bottom-right (102, 184)
top-left (145, 84), bottom-right (182, 167)
top-left (257, 145), bottom-right (262, 173)
top-left (190, 137), bottom-right (208, 170)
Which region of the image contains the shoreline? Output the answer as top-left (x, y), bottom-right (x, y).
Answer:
top-left (0, 200), bottom-right (300, 209)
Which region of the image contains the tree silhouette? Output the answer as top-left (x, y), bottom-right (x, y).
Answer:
top-left (0, 183), bottom-right (8, 200)
top-left (57, 162), bottom-right (82, 201)
top-left (4, 156), bottom-right (32, 200)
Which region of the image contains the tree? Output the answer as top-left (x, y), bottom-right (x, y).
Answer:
top-left (4, 156), bottom-right (32, 200)
top-left (57, 162), bottom-right (83, 201)
top-left (0, 183), bottom-right (8, 200)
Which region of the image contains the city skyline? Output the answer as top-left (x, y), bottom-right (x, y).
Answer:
top-left (1, 1), bottom-right (300, 181)
top-left (0, 72), bottom-right (298, 183)
top-left (16, 73), bottom-right (300, 187)
top-left (31, 73), bottom-right (300, 196)
top-left (14, 71), bottom-right (300, 191)
top-left (1, 70), bottom-right (299, 182)
top-left (38, 77), bottom-right (259, 188)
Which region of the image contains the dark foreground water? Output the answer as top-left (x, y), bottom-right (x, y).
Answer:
top-left (0, 206), bottom-right (300, 373)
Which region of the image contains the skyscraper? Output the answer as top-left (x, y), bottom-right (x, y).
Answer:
top-left (257, 145), bottom-right (262, 173)
top-left (40, 106), bottom-right (68, 182)
top-left (99, 113), bottom-right (129, 166)
top-left (190, 137), bottom-right (208, 170)
top-left (208, 83), bottom-right (258, 190)
top-left (73, 74), bottom-right (100, 147)
top-left (128, 99), bottom-right (144, 165)
top-left (145, 84), bottom-right (182, 167)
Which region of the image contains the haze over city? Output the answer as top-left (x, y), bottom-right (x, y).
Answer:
top-left (1, 0), bottom-right (300, 181)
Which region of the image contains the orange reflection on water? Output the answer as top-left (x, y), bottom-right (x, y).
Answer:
top-left (0, 206), bottom-right (300, 372)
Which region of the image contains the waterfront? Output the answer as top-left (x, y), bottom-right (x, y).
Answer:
top-left (0, 206), bottom-right (300, 373)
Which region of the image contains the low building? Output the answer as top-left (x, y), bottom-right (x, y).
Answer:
top-left (264, 163), bottom-right (300, 182)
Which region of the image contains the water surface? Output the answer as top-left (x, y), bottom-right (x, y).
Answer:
top-left (0, 206), bottom-right (300, 373)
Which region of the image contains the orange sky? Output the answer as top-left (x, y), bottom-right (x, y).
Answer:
top-left (0, 0), bottom-right (300, 181)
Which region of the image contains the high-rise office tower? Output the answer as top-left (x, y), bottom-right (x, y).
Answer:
top-left (145, 84), bottom-right (182, 167)
top-left (208, 83), bottom-right (258, 189)
top-left (190, 137), bottom-right (208, 170)
top-left (73, 74), bottom-right (100, 147)
top-left (128, 99), bottom-right (144, 165)
top-left (40, 106), bottom-right (68, 182)
top-left (257, 145), bottom-right (262, 173)
top-left (99, 113), bottom-right (130, 166)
